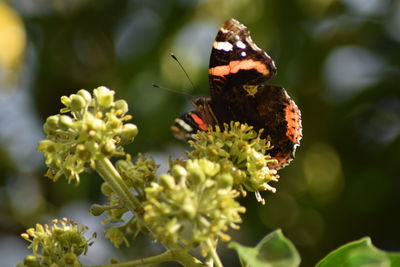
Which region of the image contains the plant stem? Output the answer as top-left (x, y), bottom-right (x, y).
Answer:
top-left (89, 250), bottom-right (174, 267)
top-left (206, 239), bottom-right (223, 267)
top-left (88, 249), bottom-right (204, 267)
top-left (95, 157), bottom-right (142, 213)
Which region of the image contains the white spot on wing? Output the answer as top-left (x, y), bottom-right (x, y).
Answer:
top-left (175, 118), bottom-right (193, 132)
top-left (241, 51), bottom-right (246, 57)
top-left (236, 41), bottom-right (246, 49)
top-left (213, 41), bottom-right (233, 51)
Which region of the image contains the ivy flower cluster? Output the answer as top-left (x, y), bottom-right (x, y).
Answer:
top-left (18, 218), bottom-right (94, 267)
top-left (189, 122), bottom-right (279, 204)
top-left (143, 159), bottom-right (246, 256)
top-left (37, 86), bottom-right (138, 184)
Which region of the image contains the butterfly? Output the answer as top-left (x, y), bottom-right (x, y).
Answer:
top-left (171, 18), bottom-right (302, 169)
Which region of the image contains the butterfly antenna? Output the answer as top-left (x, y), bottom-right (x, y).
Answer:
top-left (170, 53), bottom-right (196, 91)
top-left (152, 83), bottom-right (192, 97)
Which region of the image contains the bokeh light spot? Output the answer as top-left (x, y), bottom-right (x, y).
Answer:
top-left (323, 46), bottom-right (384, 100)
top-left (115, 8), bottom-right (161, 61)
top-left (341, 0), bottom-right (389, 16)
top-left (303, 143), bottom-right (344, 204)
top-left (259, 192), bottom-right (300, 229)
top-left (0, 2), bottom-right (26, 71)
top-left (385, 0), bottom-right (400, 43)
top-left (288, 207), bottom-right (325, 247)
top-left (161, 19), bottom-right (216, 89)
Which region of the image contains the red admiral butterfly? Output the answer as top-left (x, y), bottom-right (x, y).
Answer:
top-left (171, 18), bottom-right (302, 169)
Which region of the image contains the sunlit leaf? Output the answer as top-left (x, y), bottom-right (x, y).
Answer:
top-left (229, 229), bottom-right (300, 267)
top-left (317, 237), bottom-right (400, 267)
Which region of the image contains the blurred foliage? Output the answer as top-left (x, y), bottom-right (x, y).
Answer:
top-left (0, 0), bottom-right (399, 266)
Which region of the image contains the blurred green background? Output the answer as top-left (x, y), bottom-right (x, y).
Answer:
top-left (0, 0), bottom-right (399, 266)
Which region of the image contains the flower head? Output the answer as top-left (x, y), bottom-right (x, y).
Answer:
top-left (188, 122), bottom-right (279, 204)
top-left (38, 87), bottom-right (137, 184)
top-left (19, 218), bottom-right (94, 267)
top-left (143, 159), bottom-right (245, 256)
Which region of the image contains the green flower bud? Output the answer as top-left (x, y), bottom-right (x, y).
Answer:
top-left (85, 141), bottom-right (99, 155)
top-left (120, 123), bottom-right (138, 144)
top-left (160, 174), bottom-right (176, 189)
top-left (86, 117), bottom-right (105, 132)
top-left (114, 99), bottom-right (128, 114)
top-left (171, 165), bottom-right (187, 178)
top-left (101, 182), bottom-right (113, 196)
top-left (77, 89), bottom-right (92, 103)
top-left (90, 204), bottom-right (106, 216)
top-left (76, 144), bottom-right (91, 161)
top-left (36, 224), bottom-right (44, 232)
top-left (61, 95), bottom-right (71, 107)
top-left (59, 115), bottom-right (73, 130)
top-left (45, 115), bottom-right (60, 130)
top-left (101, 141), bottom-right (116, 156)
top-left (23, 255), bottom-right (40, 267)
top-left (199, 159), bottom-right (220, 177)
top-left (38, 140), bottom-right (56, 153)
top-left (58, 231), bottom-right (79, 250)
top-left (182, 199), bottom-right (196, 219)
top-left (59, 252), bottom-right (79, 265)
top-left (115, 158), bottom-right (132, 174)
top-left (107, 115), bottom-right (121, 129)
top-left (216, 173), bottom-right (233, 188)
top-left (70, 94), bottom-right (86, 111)
top-left (188, 168), bottom-right (205, 184)
top-left (64, 232), bottom-right (87, 255)
top-left (94, 86), bottom-right (114, 107)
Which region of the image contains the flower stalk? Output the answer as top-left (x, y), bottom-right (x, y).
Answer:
top-left (94, 157), bottom-right (142, 215)
top-left (206, 239), bottom-right (223, 267)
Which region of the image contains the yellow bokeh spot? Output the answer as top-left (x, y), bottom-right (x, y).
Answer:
top-left (303, 142), bottom-right (344, 204)
top-left (0, 2), bottom-right (26, 69)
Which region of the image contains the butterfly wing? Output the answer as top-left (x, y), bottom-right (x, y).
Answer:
top-left (208, 19), bottom-right (277, 100)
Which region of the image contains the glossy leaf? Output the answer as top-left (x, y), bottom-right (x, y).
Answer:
top-left (229, 229), bottom-right (300, 267)
top-left (317, 237), bottom-right (400, 267)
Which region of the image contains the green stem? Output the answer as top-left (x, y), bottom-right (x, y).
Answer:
top-left (206, 239), bottom-right (223, 267)
top-left (88, 249), bottom-right (203, 267)
top-left (94, 157), bottom-right (203, 267)
top-left (89, 250), bottom-right (174, 267)
top-left (95, 157), bottom-right (142, 213)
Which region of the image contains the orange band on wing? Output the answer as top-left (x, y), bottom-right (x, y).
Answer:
top-left (209, 60), bottom-right (269, 77)
top-left (191, 113), bottom-right (208, 131)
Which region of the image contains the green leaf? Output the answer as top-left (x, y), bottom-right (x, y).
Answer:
top-left (388, 252), bottom-right (400, 266)
top-left (228, 229), bottom-right (300, 267)
top-left (317, 237), bottom-right (400, 267)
